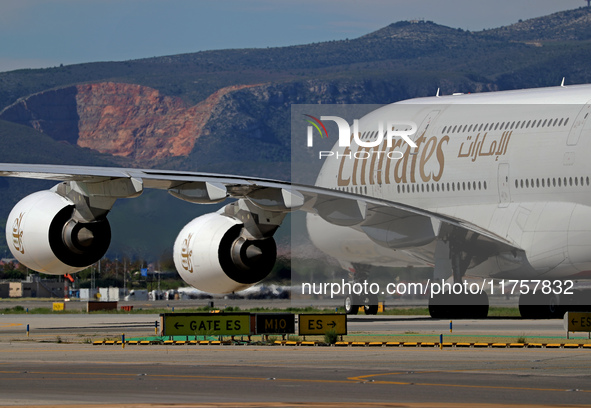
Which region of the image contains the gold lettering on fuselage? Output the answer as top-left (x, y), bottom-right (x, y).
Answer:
top-left (337, 133), bottom-right (449, 187)
top-left (457, 131), bottom-right (512, 162)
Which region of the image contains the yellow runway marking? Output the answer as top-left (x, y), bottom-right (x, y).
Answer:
top-left (0, 323), bottom-right (23, 328)
top-left (0, 368), bottom-right (588, 395)
top-left (347, 372), bottom-right (591, 393)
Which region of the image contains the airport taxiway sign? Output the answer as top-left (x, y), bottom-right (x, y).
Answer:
top-left (564, 311), bottom-right (591, 337)
top-left (255, 313), bottom-right (295, 334)
top-left (161, 313), bottom-right (252, 336)
top-left (298, 314), bottom-right (347, 335)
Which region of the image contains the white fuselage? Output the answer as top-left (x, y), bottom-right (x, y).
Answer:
top-left (308, 85), bottom-right (591, 280)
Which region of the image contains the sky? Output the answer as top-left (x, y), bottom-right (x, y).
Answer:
top-left (0, 0), bottom-right (587, 73)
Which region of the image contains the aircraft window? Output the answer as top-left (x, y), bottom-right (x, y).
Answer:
top-left (451, 125), bottom-right (456, 133)
top-left (504, 122), bottom-right (510, 130)
top-left (525, 179), bottom-right (529, 188)
top-left (537, 120), bottom-right (542, 128)
top-left (564, 177), bottom-right (567, 186)
top-left (525, 120), bottom-right (531, 128)
top-left (478, 124), bottom-right (483, 132)
top-left (467, 125), bottom-right (472, 133)
top-left (536, 179), bottom-right (539, 188)
top-left (397, 185), bottom-right (400, 193)
top-left (483, 124), bottom-right (489, 131)
top-left (421, 184), bottom-right (424, 192)
top-left (541, 178), bottom-right (545, 187)
top-left (515, 180), bottom-right (518, 188)
top-left (493, 123), bottom-right (499, 130)
top-left (558, 178), bottom-right (562, 187)
top-left (575, 177), bottom-right (578, 186)
top-left (447, 182), bottom-right (450, 191)
top-left (461, 125), bottom-right (467, 133)
top-left (521, 121), bottom-right (526, 129)
top-left (451, 183), bottom-right (455, 192)
top-left (558, 118), bottom-right (564, 126)
top-left (542, 119), bottom-right (547, 127)
top-left (564, 118), bottom-right (569, 126)
top-left (553, 118), bottom-right (558, 126)
top-left (462, 182), bottom-right (465, 191)
top-left (581, 176), bottom-right (584, 186)
top-left (511, 121), bottom-right (516, 129)
top-left (442, 126), bottom-right (447, 134)
top-left (552, 178), bottom-right (555, 187)
top-left (587, 176), bottom-right (590, 186)
top-left (569, 177), bottom-right (573, 186)
top-left (484, 181), bottom-right (487, 189)
top-left (520, 179), bottom-right (523, 188)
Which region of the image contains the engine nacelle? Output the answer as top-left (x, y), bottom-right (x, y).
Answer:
top-left (173, 213), bottom-right (276, 294)
top-left (5, 191), bottom-right (111, 275)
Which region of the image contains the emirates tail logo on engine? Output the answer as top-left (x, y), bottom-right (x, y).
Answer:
top-left (11, 212), bottom-right (25, 254)
top-left (180, 233), bottom-right (194, 273)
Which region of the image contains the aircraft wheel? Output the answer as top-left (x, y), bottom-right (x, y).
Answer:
top-left (344, 295), bottom-right (360, 315)
top-left (519, 292), bottom-right (562, 319)
top-left (363, 293), bottom-right (379, 315)
top-left (429, 291), bottom-right (488, 319)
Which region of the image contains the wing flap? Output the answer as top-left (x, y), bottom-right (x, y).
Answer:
top-left (0, 163), bottom-right (519, 258)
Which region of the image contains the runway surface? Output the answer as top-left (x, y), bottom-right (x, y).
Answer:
top-left (0, 342), bottom-right (590, 407)
top-left (1, 314), bottom-right (591, 406)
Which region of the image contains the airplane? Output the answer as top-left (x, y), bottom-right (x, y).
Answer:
top-left (2, 83), bottom-right (591, 319)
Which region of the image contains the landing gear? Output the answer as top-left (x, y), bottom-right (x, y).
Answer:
top-left (344, 293), bottom-right (379, 315)
top-left (343, 263), bottom-right (379, 315)
top-left (519, 290), bottom-right (591, 319)
top-left (519, 292), bottom-right (562, 319)
top-left (363, 293), bottom-right (379, 315)
top-left (429, 291), bottom-right (489, 319)
top-left (344, 294), bottom-right (359, 315)
top-left (428, 230), bottom-right (489, 319)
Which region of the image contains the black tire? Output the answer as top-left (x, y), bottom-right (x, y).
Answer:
top-left (429, 291), bottom-right (488, 319)
top-left (344, 295), bottom-right (359, 315)
top-left (519, 292), bottom-right (563, 319)
top-left (363, 293), bottom-right (379, 315)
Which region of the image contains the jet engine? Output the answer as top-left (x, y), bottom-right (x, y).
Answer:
top-left (173, 212), bottom-right (277, 294)
top-left (5, 190), bottom-right (111, 275)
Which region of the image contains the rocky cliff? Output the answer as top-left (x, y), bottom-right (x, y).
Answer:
top-left (0, 82), bottom-right (259, 165)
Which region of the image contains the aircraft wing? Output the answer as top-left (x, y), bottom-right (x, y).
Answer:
top-left (0, 163), bottom-right (519, 258)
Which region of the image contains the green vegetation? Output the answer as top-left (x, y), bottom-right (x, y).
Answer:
top-left (324, 328), bottom-right (338, 345)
